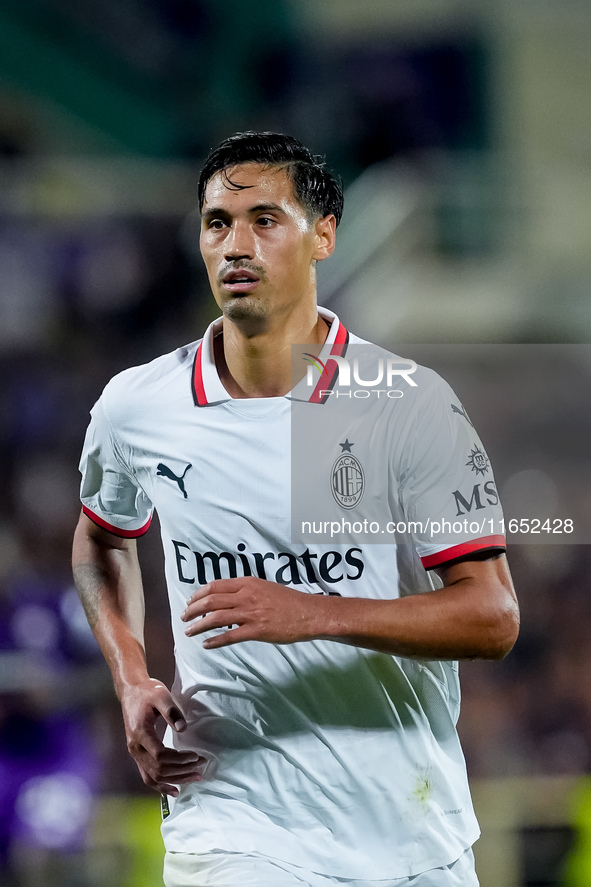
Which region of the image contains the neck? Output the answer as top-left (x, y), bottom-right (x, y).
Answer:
top-left (215, 306), bottom-right (330, 398)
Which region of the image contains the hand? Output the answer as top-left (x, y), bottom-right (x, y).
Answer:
top-left (120, 677), bottom-right (206, 796)
top-left (181, 577), bottom-right (326, 649)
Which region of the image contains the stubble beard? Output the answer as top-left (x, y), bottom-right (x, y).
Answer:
top-left (215, 259), bottom-right (271, 334)
top-left (222, 293), bottom-right (272, 337)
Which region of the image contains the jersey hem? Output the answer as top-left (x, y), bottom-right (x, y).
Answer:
top-left (420, 535), bottom-right (506, 569)
top-left (160, 832), bottom-right (481, 880)
top-left (81, 504), bottom-right (152, 538)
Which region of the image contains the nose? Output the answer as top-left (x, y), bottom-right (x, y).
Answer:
top-left (224, 220), bottom-right (254, 262)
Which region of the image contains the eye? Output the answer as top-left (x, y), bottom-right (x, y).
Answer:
top-left (256, 216), bottom-right (276, 227)
top-left (206, 218), bottom-right (227, 230)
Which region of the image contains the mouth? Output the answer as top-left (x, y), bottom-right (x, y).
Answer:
top-left (221, 268), bottom-right (261, 294)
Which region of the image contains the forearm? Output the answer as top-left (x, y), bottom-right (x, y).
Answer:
top-left (315, 556), bottom-right (519, 660)
top-left (183, 554), bottom-right (519, 659)
top-left (316, 586), bottom-right (510, 660)
top-left (72, 515), bottom-right (203, 795)
top-left (72, 516), bottom-right (149, 697)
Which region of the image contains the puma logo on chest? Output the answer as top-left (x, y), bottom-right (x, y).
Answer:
top-left (156, 463), bottom-right (192, 498)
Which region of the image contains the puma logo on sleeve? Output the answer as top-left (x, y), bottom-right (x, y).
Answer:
top-left (156, 463), bottom-right (192, 498)
top-left (451, 403), bottom-right (474, 428)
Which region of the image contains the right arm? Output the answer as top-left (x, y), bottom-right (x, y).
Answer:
top-left (72, 511), bottom-right (204, 796)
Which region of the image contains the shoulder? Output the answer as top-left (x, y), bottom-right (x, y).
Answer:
top-left (100, 339), bottom-right (201, 424)
top-left (346, 331), bottom-right (451, 400)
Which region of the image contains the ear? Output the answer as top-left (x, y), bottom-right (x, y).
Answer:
top-left (312, 214), bottom-right (337, 262)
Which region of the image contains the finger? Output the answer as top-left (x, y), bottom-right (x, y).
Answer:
top-left (184, 611), bottom-right (243, 638)
top-left (139, 746), bottom-right (204, 766)
top-left (153, 765), bottom-right (205, 781)
top-left (137, 762), bottom-right (182, 797)
top-left (134, 751), bottom-right (206, 783)
top-left (202, 626), bottom-right (252, 649)
top-left (150, 686), bottom-right (188, 732)
top-left (154, 775), bottom-right (204, 797)
top-left (132, 728), bottom-right (198, 761)
top-left (163, 703), bottom-right (187, 733)
top-left (141, 761), bottom-right (205, 782)
top-left (186, 579), bottom-right (245, 604)
top-left (139, 771), bottom-right (202, 797)
top-left (182, 593), bottom-right (241, 622)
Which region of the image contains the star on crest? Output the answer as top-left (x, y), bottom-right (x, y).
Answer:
top-left (339, 439), bottom-right (353, 452)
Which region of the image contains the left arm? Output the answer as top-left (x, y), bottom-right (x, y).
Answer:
top-left (182, 553), bottom-right (519, 661)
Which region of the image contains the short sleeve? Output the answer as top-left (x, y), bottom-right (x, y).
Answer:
top-left (396, 372), bottom-right (506, 570)
top-left (79, 395), bottom-right (153, 538)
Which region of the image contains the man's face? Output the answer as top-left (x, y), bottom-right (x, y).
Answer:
top-left (199, 163), bottom-right (334, 328)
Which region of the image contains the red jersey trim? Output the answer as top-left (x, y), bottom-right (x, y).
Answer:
top-left (191, 342), bottom-right (208, 406)
top-left (191, 320), bottom-right (349, 406)
top-left (420, 535), bottom-right (506, 570)
top-left (309, 322), bottom-right (349, 404)
top-left (82, 505), bottom-right (152, 538)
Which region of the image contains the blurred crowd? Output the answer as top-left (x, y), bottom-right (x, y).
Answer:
top-left (0, 204), bottom-right (208, 879)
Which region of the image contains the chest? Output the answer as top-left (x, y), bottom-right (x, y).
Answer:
top-left (129, 401), bottom-right (292, 535)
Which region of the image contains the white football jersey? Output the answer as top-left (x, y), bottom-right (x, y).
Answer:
top-left (79, 309), bottom-right (505, 879)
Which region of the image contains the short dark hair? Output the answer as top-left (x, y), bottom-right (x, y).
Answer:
top-left (198, 131), bottom-right (344, 226)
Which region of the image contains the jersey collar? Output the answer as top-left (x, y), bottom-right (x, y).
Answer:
top-left (191, 308), bottom-right (349, 406)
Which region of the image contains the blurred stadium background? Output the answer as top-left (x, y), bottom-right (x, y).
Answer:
top-left (1, 1), bottom-right (591, 884)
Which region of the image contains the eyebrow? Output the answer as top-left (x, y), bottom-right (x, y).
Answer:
top-left (201, 202), bottom-right (287, 220)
